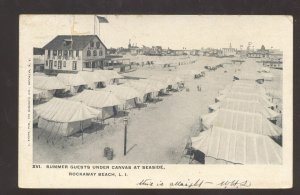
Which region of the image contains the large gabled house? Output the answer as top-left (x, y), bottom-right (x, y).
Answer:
top-left (43, 35), bottom-right (107, 74)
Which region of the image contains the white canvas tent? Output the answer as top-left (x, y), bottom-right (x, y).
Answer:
top-left (98, 85), bottom-right (142, 109)
top-left (201, 109), bottom-right (282, 137)
top-left (124, 80), bottom-right (159, 102)
top-left (78, 71), bottom-right (108, 89)
top-left (149, 74), bottom-right (184, 90)
top-left (33, 75), bottom-right (66, 100)
top-left (215, 93), bottom-right (275, 109)
top-left (56, 73), bottom-right (88, 95)
top-left (34, 98), bottom-right (100, 136)
top-left (191, 127), bottom-right (282, 164)
top-left (70, 90), bottom-right (121, 119)
top-left (33, 88), bottom-right (43, 102)
top-left (33, 109), bottom-right (39, 125)
top-left (95, 70), bottom-right (123, 85)
top-left (208, 99), bottom-right (280, 119)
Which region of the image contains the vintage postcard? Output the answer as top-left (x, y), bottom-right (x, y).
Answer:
top-left (19, 15), bottom-right (293, 188)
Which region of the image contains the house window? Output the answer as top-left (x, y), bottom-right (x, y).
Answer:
top-left (76, 50), bottom-right (79, 57)
top-left (72, 61), bottom-right (77, 70)
top-left (58, 61), bottom-right (62, 69)
top-left (45, 60), bottom-right (48, 66)
top-left (48, 50), bottom-right (51, 56)
top-left (93, 50), bottom-right (97, 56)
top-left (53, 50), bottom-right (57, 56)
top-left (99, 50), bottom-right (103, 56)
top-left (54, 61), bottom-right (57, 67)
top-left (69, 50), bottom-right (73, 57)
top-left (63, 61), bottom-right (66, 67)
top-left (96, 42), bottom-right (100, 48)
top-left (90, 41), bottom-right (94, 47)
top-left (63, 50), bottom-right (68, 56)
top-left (58, 50), bottom-right (62, 56)
top-left (87, 50), bottom-right (91, 56)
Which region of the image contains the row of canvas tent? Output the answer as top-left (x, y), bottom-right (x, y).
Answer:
top-left (34, 73), bottom-right (186, 137)
top-left (190, 78), bottom-right (282, 164)
top-left (33, 70), bottom-right (124, 102)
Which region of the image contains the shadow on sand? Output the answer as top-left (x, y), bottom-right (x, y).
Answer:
top-left (72, 123), bottom-right (109, 137)
top-left (113, 111), bottom-right (130, 118)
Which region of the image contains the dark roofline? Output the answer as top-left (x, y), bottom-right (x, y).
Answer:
top-left (94, 35), bottom-right (107, 50)
top-left (43, 35), bottom-right (107, 50)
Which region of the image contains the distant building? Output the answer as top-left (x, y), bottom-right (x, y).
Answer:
top-left (247, 45), bottom-right (269, 58)
top-left (174, 50), bottom-right (185, 56)
top-left (262, 49), bottom-right (283, 69)
top-left (236, 50), bottom-right (247, 58)
top-left (269, 49), bottom-right (283, 60)
top-left (107, 48), bottom-right (117, 55)
top-left (116, 47), bottom-right (130, 55)
top-left (128, 41), bottom-right (140, 55)
top-left (151, 46), bottom-right (163, 55)
top-left (43, 35), bottom-right (107, 73)
top-left (141, 45), bottom-right (163, 56)
top-left (33, 47), bottom-right (45, 72)
top-left (139, 45), bottom-right (151, 55)
top-left (219, 43), bottom-right (236, 57)
top-left (190, 49), bottom-right (202, 56)
top-left (206, 49), bottom-right (219, 57)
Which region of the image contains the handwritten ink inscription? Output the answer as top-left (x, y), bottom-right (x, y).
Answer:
top-left (136, 179), bottom-right (251, 188)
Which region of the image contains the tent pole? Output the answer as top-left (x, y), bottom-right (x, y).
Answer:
top-left (96, 116), bottom-right (98, 134)
top-left (52, 124), bottom-right (61, 145)
top-left (38, 126), bottom-right (46, 140)
top-left (46, 125), bottom-right (55, 144)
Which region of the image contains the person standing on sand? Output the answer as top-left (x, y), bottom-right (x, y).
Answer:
top-left (197, 85), bottom-right (201, 92)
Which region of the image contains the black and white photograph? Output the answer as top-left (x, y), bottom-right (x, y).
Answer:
top-left (18, 14), bottom-right (293, 188)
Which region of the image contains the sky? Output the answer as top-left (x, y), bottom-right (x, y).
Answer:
top-left (22, 15), bottom-right (292, 50)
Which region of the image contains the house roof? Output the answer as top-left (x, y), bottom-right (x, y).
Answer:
top-left (43, 35), bottom-right (107, 50)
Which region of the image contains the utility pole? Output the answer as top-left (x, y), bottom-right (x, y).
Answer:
top-left (123, 118), bottom-right (128, 156)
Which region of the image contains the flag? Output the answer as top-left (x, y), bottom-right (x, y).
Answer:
top-left (96, 16), bottom-right (109, 23)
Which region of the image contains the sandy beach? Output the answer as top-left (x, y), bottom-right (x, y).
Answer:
top-left (33, 56), bottom-right (281, 164)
